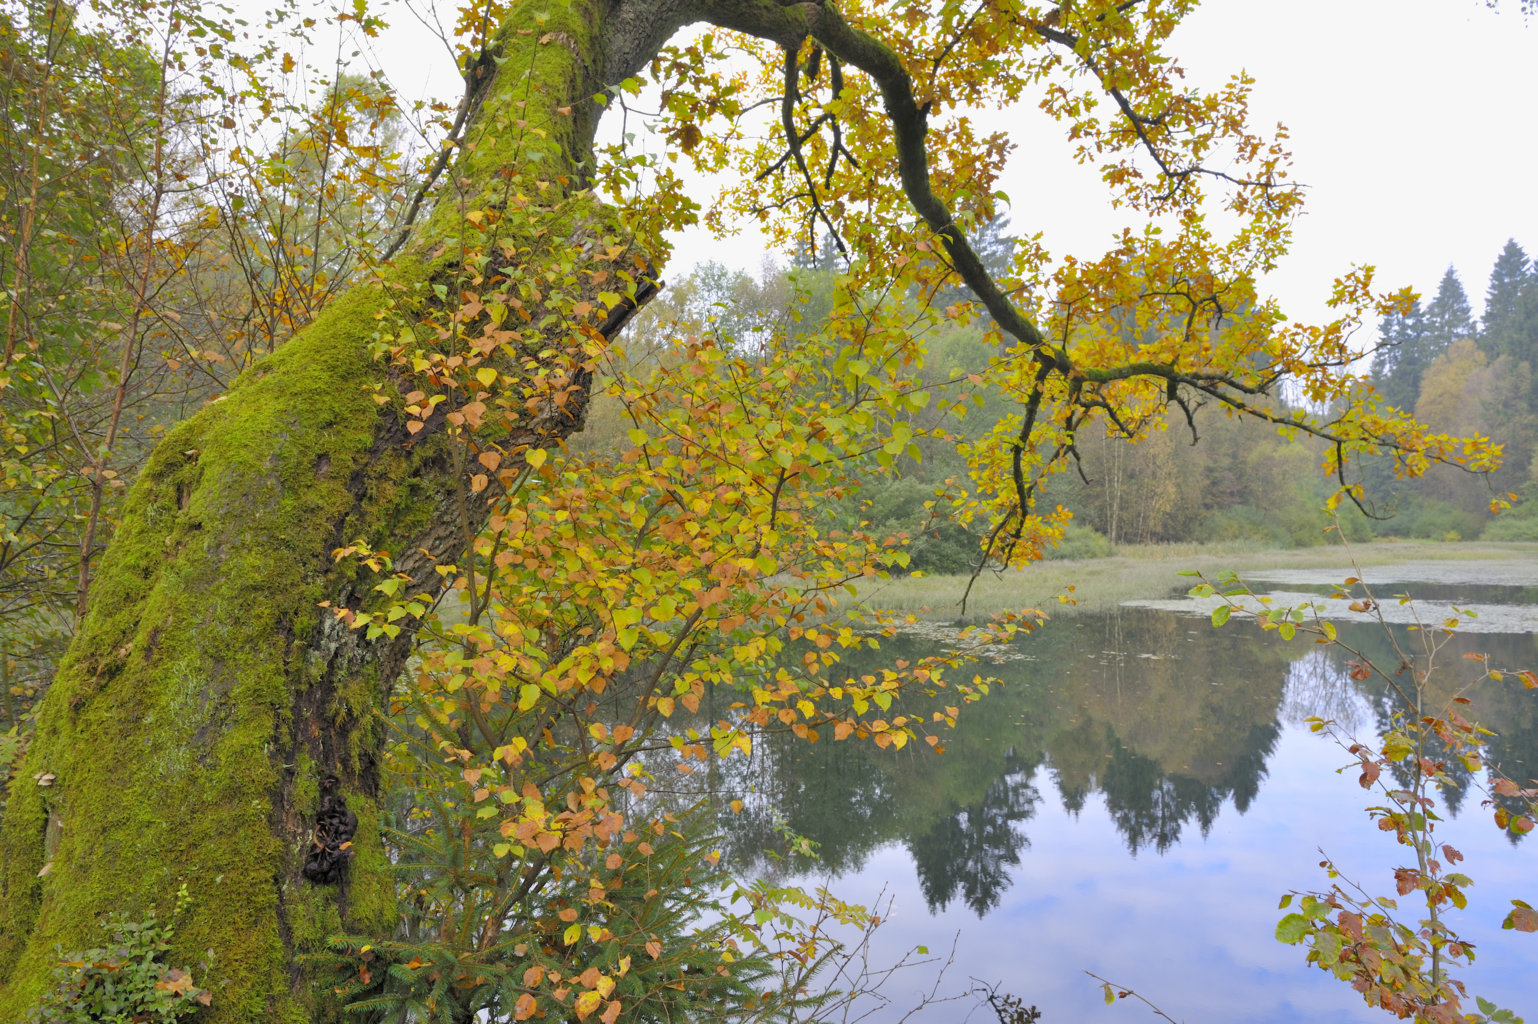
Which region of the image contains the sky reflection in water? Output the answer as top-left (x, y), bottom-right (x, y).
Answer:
top-left (716, 564), bottom-right (1538, 1023)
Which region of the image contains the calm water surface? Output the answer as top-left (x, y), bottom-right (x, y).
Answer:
top-left (712, 560), bottom-right (1538, 1023)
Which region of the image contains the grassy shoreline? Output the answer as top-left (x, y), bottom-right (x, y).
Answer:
top-left (852, 540), bottom-right (1538, 620)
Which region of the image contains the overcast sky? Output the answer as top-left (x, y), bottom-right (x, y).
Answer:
top-left (369, 0), bottom-right (1535, 332)
top-left (1165, 0), bottom-right (1536, 328)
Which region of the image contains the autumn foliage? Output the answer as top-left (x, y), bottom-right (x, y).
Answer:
top-left (0, 0), bottom-right (1522, 1021)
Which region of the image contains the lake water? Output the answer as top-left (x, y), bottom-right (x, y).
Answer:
top-left (713, 559), bottom-right (1538, 1023)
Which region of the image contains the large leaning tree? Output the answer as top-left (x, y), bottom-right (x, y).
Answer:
top-left (0, 0), bottom-right (1501, 1020)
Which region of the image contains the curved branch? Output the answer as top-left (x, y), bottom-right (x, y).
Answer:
top-left (684, 0), bottom-right (1494, 557)
top-left (382, 45), bottom-right (499, 261)
top-left (693, 0), bottom-right (1056, 359)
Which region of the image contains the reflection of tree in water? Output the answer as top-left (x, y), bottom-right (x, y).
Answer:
top-left (1226, 722), bottom-right (1281, 814)
top-left (1325, 621), bottom-right (1538, 822)
top-left (617, 589), bottom-right (1538, 934)
top-left (712, 729), bottom-right (904, 877)
top-left (906, 747), bottom-right (1041, 914)
top-left (697, 608), bottom-right (1302, 904)
top-left (691, 603), bottom-right (1538, 914)
top-left (1099, 721), bottom-right (1279, 855)
top-left (1281, 647), bottom-right (1369, 731)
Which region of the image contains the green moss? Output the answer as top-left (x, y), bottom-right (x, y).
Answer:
top-left (0, 0), bottom-right (618, 1017)
top-left (293, 753), bottom-right (319, 817)
top-left (0, 280), bottom-right (398, 1022)
top-left (415, 0), bottom-right (605, 244)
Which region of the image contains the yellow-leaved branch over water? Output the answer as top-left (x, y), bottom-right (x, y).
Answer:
top-left (0, 0), bottom-right (1522, 1021)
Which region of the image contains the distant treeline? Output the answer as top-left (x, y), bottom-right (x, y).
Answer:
top-left (594, 235), bottom-right (1538, 576)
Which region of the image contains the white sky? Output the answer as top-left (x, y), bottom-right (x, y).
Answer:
top-left (362, 0), bottom-right (1536, 332)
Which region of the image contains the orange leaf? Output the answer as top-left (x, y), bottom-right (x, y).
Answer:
top-left (1504, 901), bottom-right (1538, 932)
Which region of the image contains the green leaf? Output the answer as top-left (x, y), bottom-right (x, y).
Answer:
top-left (1275, 913), bottom-right (1309, 944)
top-left (1211, 605), bottom-right (1231, 628)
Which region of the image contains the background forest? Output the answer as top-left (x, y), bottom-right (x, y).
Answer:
top-left (585, 235), bottom-right (1538, 578)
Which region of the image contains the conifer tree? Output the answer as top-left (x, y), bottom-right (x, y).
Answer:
top-left (1371, 297), bottom-right (1427, 412)
top-left (1481, 239), bottom-right (1537, 365)
top-left (1423, 266), bottom-right (1476, 355)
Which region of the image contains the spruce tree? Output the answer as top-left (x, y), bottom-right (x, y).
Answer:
top-left (1371, 297), bottom-right (1427, 411)
top-left (1374, 268), bottom-right (1474, 414)
top-left (1423, 266), bottom-right (1476, 356)
top-left (1481, 239), bottom-right (1537, 364)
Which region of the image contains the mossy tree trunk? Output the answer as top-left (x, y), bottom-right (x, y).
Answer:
top-left (0, 0), bottom-right (978, 1016)
top-left (0, 0), bottom-right (682, 1018)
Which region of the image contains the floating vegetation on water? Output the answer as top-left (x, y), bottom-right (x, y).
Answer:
top-left (1126, 589), bottom-right (1538, 634)
top-left (877, 619), bottom-right (1036, 662)
top-left (1240, 558), bottom-right (1538, 589)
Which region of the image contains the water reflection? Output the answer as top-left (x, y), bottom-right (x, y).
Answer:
top-left (706, 605), bottom-right (1537, 920)
top-left (908, 746), bottom-right (1038, 914)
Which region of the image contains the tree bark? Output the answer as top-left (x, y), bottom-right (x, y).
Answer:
top-left (0, 0), bottom-right (657, 1018)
